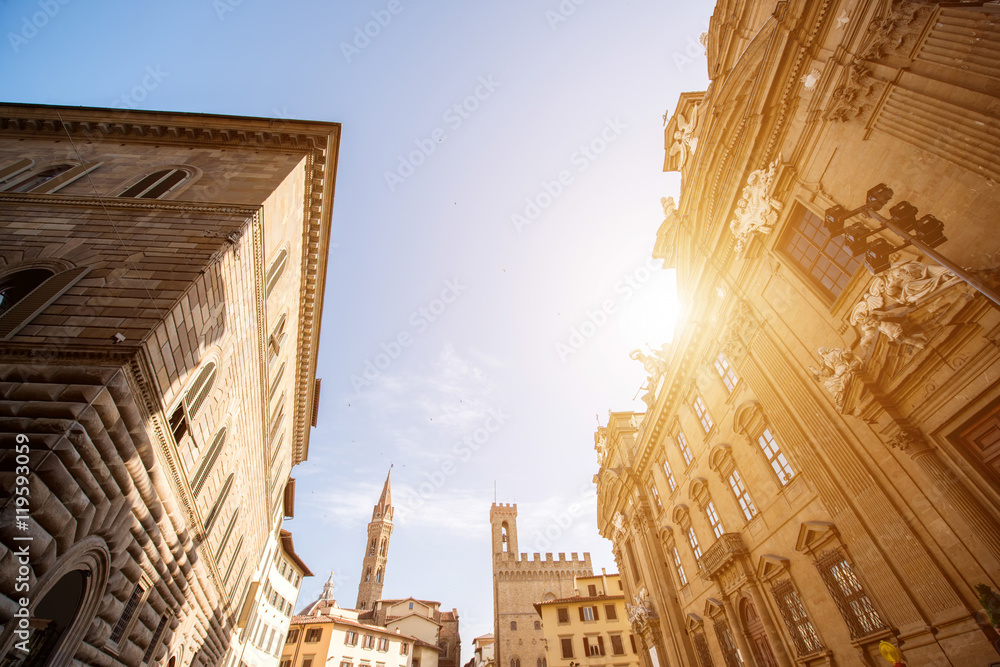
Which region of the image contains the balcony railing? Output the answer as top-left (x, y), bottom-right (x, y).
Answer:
top-left (698, 533), bottom-right (747, 578)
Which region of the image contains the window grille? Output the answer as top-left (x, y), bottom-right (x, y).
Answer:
top-left (110, 581), bottom-right (147, 646)
top-left (770, 579), bottom-right (823, 655)
top-left (712, 620), bottom-right (743, 667)
top-left (693, 632), bottom-right (716, 667)
top-left (815, 550), bottom-right (886, 639)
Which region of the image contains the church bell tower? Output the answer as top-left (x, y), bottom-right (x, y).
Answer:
top-left (356, 469), bottom-right (393, 610)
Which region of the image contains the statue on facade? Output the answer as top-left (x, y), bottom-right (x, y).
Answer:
top-left (596, 435), bottom-right (607, 466)
top-left (626, 587), bottom-right (656, 629)
top-left (809, 347), bottom-right (863, 410)
top-left (612, 512), bottom-right (626, 538)
top-left (729, 157), bottom-right (782, 253)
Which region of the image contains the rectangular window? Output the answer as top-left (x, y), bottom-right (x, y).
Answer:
top-left (588, 584), bottom-right (597, 596)
top-left (693, 633), bottom-right (714, 667)
top-left (363, 635), bottom-right (376, 649)
top-left (771, 579), bottom-right (823, 655)
top-left (510, 621), bottom-right (517, 631)
top-left (781, 204), bottom-right (860, 299)
top-left (728, 469), bottom-right (758, 521)
top-left (580, 606), bottom-right (596, 621)
top-left (345, 631), bottom-right (358, 646)
top-left (676, 431), bottom-right (693, 466)
top-left (109, 580), bottom-right (147, 647)
top-left (693, 396), bottom-right (714, 433)
top-left (401, 643), bottom-right (409, 655)
top-left (687, 527), bottom-right (702, 560)
top-left (758, 428), bottom-right (795, 485)
top-left (534, 621), bottom-right (541, 630)
top-left (706, 501), bottom-right (725, 539)
top-left (629, 635), bottom-right (637, 653)
top-left (672, 547), bottom-right (688, 587)
top-left (663, 460), bottom-right (677, 491)
top-left (342, 662), bottom-right (353, 667)
top-left (583, 636), bottom-right (604, 656)
top-left (713, 353), bottom-right (739, 393)
top-left (282, 661), bottom-right (293, 667)
top-left (650, 485), bottom-right (661, 508)
top-left (303, 658), bottom-right (315, 667)
top-left (561, 638), bottom-right (574, 659)
top-left (610, 634), bottom-right (625, 656)
top-left (604, 604), bottom-right (617, 621)
top-left (378, 637), bottom-right (390, 651)
top-left (287, 629), bottom-right (299, 644)
top-left (305, 628), bottom-right (323, 643)
top-left (557, 608), bottom-right (569, 624)
top-left (816, 551), bottom-right (885, 639)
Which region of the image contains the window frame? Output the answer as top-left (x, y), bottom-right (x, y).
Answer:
top-left (676, 430), bottom-right (694, 466)
top-left (758, 428), bottom-right (795, 486)
top-left (778, 203), bottom-right (862, 303)
top-left (728, 469), bottom-right (758, 522)
top-left (713, 353), bottom-right (739, 394)
top-left (693, 395), bottom-right (714, 433)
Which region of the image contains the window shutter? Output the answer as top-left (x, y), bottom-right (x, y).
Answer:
top-left (582, 638), bottom-right (589, 654)
top-left (593, 605), bottom-right (599, 621)
top-left (597, 636), bottom-right (605, 655)
top-left (578, 607), bottom-right (585, 622)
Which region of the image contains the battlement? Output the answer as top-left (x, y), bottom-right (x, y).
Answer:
top-left (491, 503), bottom-right (517, 512)
top-left (494, 551), bottom-right (592, 575)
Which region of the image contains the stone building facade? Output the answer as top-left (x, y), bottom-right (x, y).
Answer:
top-left (594, 1), bottom-right (1000, 666)
top-left (491, 504), bottom-right (593, 667)
top-left (0, 103), bottom-right (337, 665)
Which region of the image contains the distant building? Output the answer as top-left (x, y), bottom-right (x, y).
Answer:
top-left (490, 504), bottom-right (593, 667)
top-left (0, 103), bottom-right (336, 666)
top-left (235, 530), bottom-right (313, 667)
top-left (471, 633), bottom-right (494, 667)
top-left (533, 572), bottom-right (640, 667)
top-left (357, 471), bottom-right (394, 611)
top-left (594, 0), bottom-right (1000, 665)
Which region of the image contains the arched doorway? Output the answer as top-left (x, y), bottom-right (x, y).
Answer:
top-left (740, 597), bottom-right (778, 667)
top-left (0, 570), bottom-right (86, 666)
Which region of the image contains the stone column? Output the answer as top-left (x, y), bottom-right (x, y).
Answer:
top-left (890, 428), bottom-right (1000, 567)
top-left (745, 581), bottom-right (792, 667)
top-left (721, 595), bottom-right (758, 667)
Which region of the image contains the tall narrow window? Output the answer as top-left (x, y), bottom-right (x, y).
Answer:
top-left (8, 164), bottom-right (73, 193)
top-left (781, 205), bottom-right (860, 299)
top-left (191, 427), bottom-right (227, 496)
top-left (663, 460), bottom-right (677, 491)
top-left (266, 248), bottom-right (288, 297)
top-left (728, 470), bottom-right (758, 521)
top-left (204, 473), bottom-right (234, 534)
top-left (713, 353), bottom-right (739, 393)
top-left (693, 396), bottom-right (713, 433)
top-left (687, 527), bottom-right (702, 560)
top-left (677, 431), bottom-right (694, 466)
top-left (120, 168), bottom-right (190, 199)
top-left (215, 507), bottom-right (240, 561)
top-left (141, 614), bottom-right (169, 664)
top-left (109, 580), bottom-right (148, 648)
top-left (712, 620), bottom-right (740, 667)
top-left (650, 485), bottom-right (661, 509)
top-left (758, 428), bottom-right (795, 485)
top-left (771, 579), bottom-right (823, 655)
top-left (705, 501), bottom-right (725, 539)
top-left (815, 551), bottom-right (885, 639)
top-left (185, 362), bottom-right (217, 420)
top-left (0, 268), bottom-right (53, 317)
top-left (693, 633), bottom-right (715, 667)
top-left (672, 547), bottom-right (688, 586)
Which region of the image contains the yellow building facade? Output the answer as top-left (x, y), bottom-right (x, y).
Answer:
top-left (534, 572), bottom-right (641, 667)
top-left (594, 1), bottom-right (1000, 666)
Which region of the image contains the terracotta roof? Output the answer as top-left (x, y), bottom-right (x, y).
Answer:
top-left (380, 597), bottom-right (441, 606)
top-left (289, 612), bottom-right (422, 644)
top-left (533, 594), bottom-right (625, 615)
top-left (279, 529), bottom-right (313, 576)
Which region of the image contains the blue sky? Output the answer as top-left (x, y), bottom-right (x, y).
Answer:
top-left (1, 0), bottom-right (712, 651)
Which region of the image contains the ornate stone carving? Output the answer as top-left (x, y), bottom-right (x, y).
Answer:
top-left (629, 413), bottom-right (642, 430)
top-left (655, 196), bottom-right (681, 268)
top-left (626, 587), bottom-right (657, 630)
top-left (630, 344), bottom-right (670, 408)
top-left (668, 106), bottom-right (699, 169)
top-left (835, 8), bottom-right (850, 30)
top-left (850, 260), bottom-right (963, 352)
top-left (612, 511), bottom-right (627, 539)
top-left (826, 61), bottom-right (879, 122)
top-left (861, 1), bottom-right (929, 61)
top-left (801, 66), bottom-right (822, 89)
top-left (729, 156), bottom-right (782, 254)
top-left (809, 347), bottom-right (863, 411)
top-left (596, 435), bottom-right (607, 465)
top-left (887, 427), bottom-right (932, 457)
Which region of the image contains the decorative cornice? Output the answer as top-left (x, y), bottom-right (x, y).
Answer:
top-left (0, 192), bottom-right (259, 216)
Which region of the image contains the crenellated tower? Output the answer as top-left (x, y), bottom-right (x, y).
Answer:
top-left (356, 469), bottom-right (393, 610)
top-left (490, 503), bottom-right (592, 667)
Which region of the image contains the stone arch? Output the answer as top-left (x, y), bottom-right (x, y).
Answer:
top-left (708, 444), bottom-right (733, 473)
top-left (733, 400), bottom-right (766, 440)
top-left (671, 504), bottom-right (690, 525)
top-left (0, 261), bottom-right (91, 339)
top-left (112, 163), bottom-right (202, 199)
top-left (0, 536), bottom-right (110, 664)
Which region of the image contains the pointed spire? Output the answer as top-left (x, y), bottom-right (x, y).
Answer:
top-left (373, 466), bottom-right (392, 521)
top-left (321, 571), bottom-right (336, 600)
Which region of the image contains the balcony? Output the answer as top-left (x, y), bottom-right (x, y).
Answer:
top-left (698, 533), bottom-right (747, 578)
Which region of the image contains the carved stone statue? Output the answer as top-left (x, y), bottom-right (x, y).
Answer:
top-left (626, 587), bottom-right (656, 629)
top-left (596, 435), bottom-right (607, 466)
top-left (630, 348), bottom-right (668, 380)
top-left (729, 157), bottom-right (781, 253)
top-left (612, 512), bottom-right (626, 538)
top-left (849, 260), bottom-right (961, 351)
top-left (668, 106), bottom-right (699, 169)
top-left (809, 347), bottom-right (863, 410)
top-left (629, 413), bottom-right (642, 430)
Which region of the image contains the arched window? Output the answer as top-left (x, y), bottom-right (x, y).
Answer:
top-left (375, 568), bottom-right (382, 583)
top-left (120, 168), bottom-right (190, 199)
top-left (191, 427), bottom-right (227, 496)
top-left (265, 248), bottom-right (288, 297)
top-left (185, 362), bottom-right (217, 419)
top-left (0, 268), bottom-right (53, 316)
top-left (379, 539), bottom-right (386, 556)
top-left (501, 523), bottom-right (509, 552)
top-left (370, 539), bottom-right (376, 556)
top-left (269, 361), bottom-right (286, 400)
top-left (9, 164), bottom-right (74, 193)
top-left (204, 473), bottom-right (234, 534)
top-left (365, 567), bottom-right (372, 583)
top-left (269, 313), bottom-right (288, 361)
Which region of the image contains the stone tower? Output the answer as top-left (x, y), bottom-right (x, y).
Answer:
top-left (356, 469), bottom-right (393, 610)
top-left (491, 504), bottom-right (592, 667)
